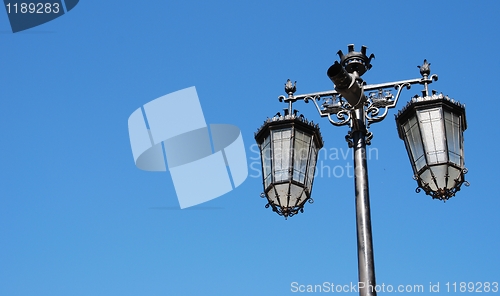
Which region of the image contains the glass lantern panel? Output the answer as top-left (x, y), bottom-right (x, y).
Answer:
top-left (289, 183), bottom-right (305, 208)
top-left (444, 110), bottom-right (463, 166)
top-left (261, 135), bottom-right (272, 188)
top-left (419, 168), bottom-right (438, 192)
top-left (274, 183), bottom-right (290, 207)
top-left (447, 166), bottom-right (463, 189)
top-left (306, 141), bottom-right (318, 192)
top-left (429, 164), bottom-right (448, 190)
top-left (266, 186), bottom-right (279, 206)
top-left (272, 128), bottom-right (292, 182)
top-left (417, 108), bottom-right (448, 165)
top-left (264, 169), bottom-right (271, 188)
top-left (403, 115), bottom-right (426, 171)
top-left (292, 130), bottom-right (311, 184)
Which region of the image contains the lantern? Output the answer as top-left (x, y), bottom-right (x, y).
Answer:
top-left (396, 91), bottom-right (468, 200)
top-left (255, 112), bottom-right (324, 218)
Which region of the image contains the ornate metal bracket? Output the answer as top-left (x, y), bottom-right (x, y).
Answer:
top-left (278, 60), bottom-right (439, 134)
top-left (345, 130), bottom-right (373, 148)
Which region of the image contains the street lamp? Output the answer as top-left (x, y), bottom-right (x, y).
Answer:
top-left (395, 61), bottom-right (468, 201)
top-left (254, 45), bottom-right (468, 296)
top-left (255, 80), bottom-right (324, 219)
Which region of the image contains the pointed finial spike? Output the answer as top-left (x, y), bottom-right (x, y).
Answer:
top-left (361, 45), bottom-right (367, 55)
top-left (337, 50), bottom-right (344, 59)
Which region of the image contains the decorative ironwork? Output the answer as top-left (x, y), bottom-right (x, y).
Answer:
top-left (278, 60), bottom-right (439, 143)
top-left (291, 79), bottom-right (433, 125)
top-left (337, 44), bottom-right (375, 76)
top-left (418, 59), bottom-right (431, 76)
top-left (345, 129), bottom-right (373, 148)
top-left (255, 109), bottom-right (321, 137)
top-left (284, 79), bottom-right (296, 95)
top-left (396, 91), bottom-right (465, 117)
top-left (414, 168), bottom-right (470, 201)
top-left (261, 193), bottom-right (315, 218)
top-left (365, 82), bottom-right (408, 126)
top-left (345, 131), bottom-right (354, 148)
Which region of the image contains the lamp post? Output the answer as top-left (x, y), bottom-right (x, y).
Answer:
top-left (255, 45), bottom-right (468, 296)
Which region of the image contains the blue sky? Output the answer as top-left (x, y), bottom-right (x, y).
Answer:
top-left (1, 1), bottom-right (499, 295)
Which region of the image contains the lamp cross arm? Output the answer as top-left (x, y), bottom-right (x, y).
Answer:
top-left (283, 75), bottom-right (434, 103)
top-left (278, 75), bottom-right (436, 127)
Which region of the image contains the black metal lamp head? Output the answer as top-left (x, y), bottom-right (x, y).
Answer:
top-left (255, 112), bottom-right (324, 218)
top-left (396, 91), bottom-right (468, 201)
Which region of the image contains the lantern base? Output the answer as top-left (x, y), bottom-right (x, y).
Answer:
top-left (414, 168), bottom-right (470, 201)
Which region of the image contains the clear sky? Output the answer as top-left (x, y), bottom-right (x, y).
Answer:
top-left (1, 1), bottom-right (499, 295)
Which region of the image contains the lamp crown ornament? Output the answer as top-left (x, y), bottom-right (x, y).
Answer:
top-left (337, 44), bottom-right (375, 77)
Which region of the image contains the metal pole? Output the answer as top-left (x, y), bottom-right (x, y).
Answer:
top-left (351, 108), bottom-right (377, 296)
